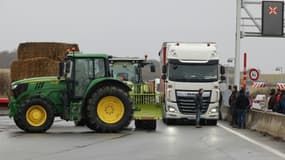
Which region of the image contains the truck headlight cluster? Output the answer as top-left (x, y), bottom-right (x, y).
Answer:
top-left (210, 108), bottom-right (218, 113)
top-left (168, 106), bottom-right (176, 112)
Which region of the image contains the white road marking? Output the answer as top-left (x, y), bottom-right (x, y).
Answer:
top-left (218, 123), bottom-right (285, 159)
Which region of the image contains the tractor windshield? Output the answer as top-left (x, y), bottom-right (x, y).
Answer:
top-left (110, 62), bottom-right (140, 83)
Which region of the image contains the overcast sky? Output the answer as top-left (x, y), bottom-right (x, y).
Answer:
top-left (1, 0), bottom-right (285, 74)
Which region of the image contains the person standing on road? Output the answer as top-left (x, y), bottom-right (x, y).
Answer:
top-left (279, 89), bottom-right (285, 114)
top-left (268, 89), bottom-right (276, 111)
top-left (274, 89), bottom-right (282, 113)
top-left (229, 85), bottom-right (238, 127)
top-left (236, 89), bottom-right (250, 129)
top-left (195, 88), bottom-right (204, 128)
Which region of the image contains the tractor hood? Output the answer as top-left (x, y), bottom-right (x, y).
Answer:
top-left (11, 76), bottom-right (61, 86)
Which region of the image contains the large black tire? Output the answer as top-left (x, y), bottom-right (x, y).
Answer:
top-left (135, 120), bottom-right (156, 131)
top-left (207, 120), bottom-right (217, 126)
top-left (86, 86), bottom-right (133, 132)
top-left (14, 98), bottom-right (55, 133)
top-left (163, 118), bottom-right (176, 125)
top-left (14, 116), bottom-right (25, 131)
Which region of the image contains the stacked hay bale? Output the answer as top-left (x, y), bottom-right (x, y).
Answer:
top-left (10, 42), bottom-right (79, 82)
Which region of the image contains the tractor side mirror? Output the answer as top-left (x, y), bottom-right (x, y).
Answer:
top-left (150, 64), bottom-right (156, 72)
top-left (58, 62), bottom-right (64, 79)
top-left (220, 66), bottom-right (225, 75)
top-left (162, 64), bottom-right (167, 74)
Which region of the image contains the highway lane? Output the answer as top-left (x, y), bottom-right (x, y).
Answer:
top-left (0, 117), bottom-right (284, 160)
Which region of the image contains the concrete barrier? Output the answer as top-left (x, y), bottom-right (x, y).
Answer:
top-left (221, 105), bottom-right (285, 140)
top-left (247, 110), bottom-right (285, 140)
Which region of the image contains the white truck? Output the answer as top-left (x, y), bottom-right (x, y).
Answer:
top-left (159, 42), bottom-right (225, 125)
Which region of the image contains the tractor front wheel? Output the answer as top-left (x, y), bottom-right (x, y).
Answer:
top-left (14, 98), bottom-right (54, 133)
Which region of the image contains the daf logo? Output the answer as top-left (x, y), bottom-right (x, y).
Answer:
top-left (187, 93), bottom-right (196, 96)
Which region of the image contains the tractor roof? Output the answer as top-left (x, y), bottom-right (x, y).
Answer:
top-left (67, 53), bottom-right (110, 59)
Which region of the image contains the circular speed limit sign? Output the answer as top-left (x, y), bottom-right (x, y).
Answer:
top-left (249, 68), bottom-right (259, 81)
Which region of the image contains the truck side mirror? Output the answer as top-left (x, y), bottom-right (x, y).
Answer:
top-left (161, 74), bottom-right (167, 80)
top-left (150, 64), bottom-right (156, 72)
top-left (220, 76), bottom-right (226, 81)
top-left (58, 62), bottom-right (64, 79)
top-left (162, 64), bottom-right (167, 74)
top-left (220, 66), bottom-right (225, 74)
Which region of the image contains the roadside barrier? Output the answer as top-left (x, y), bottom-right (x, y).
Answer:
top-left (221, 105), bottom-right (285, 140)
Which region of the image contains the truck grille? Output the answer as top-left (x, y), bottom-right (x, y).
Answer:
top-left (176, 90), bottom-right (211, 114)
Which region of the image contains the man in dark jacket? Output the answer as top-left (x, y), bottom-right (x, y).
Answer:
top-left (229, 85), bottom-right (238, 127)
top-left (195, 88), bottom-right (204, 128)
top-left (236, 89), bottom-right (250, 129)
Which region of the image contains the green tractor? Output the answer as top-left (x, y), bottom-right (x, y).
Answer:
top-left (9, 53), bottom-right (133, 133)
top-left (109, 57), bottom-right (162, 130)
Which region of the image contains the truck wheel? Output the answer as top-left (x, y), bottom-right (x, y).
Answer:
top-left (207, 120), bottom-right (217, 126)
top-left (135, 120), bottom-right (156, 131)
top-left (163, 118), bottom-right (176, 125)
top-left (86, 86), bottom-right (133, 132)
top-left (15, 98), bottom-right (54, 133)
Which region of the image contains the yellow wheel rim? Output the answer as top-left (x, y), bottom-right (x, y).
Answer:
top-left (26, 105), bottom-right (47, 127)
top-left (97, 96), bottom-right (125, 124)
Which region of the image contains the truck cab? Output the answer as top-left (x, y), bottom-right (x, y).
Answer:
top-left (159, 42), bottom-right (225, 125)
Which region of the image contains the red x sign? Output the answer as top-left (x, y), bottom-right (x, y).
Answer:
top-left (269, 6), bottom-right (278, 15)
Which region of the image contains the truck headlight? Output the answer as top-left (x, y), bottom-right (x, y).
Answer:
top-left (210, 108), bottom-right (218, 113)
top-left (168, 106), bottom-right (176, 112)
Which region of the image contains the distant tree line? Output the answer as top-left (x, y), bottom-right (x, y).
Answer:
top-left (0, 50), bottom-right (17, 68)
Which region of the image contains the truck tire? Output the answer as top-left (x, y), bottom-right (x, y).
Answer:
top-left (15, 98), bottom-right (54, 133)
top-left (135, 120), bottom-right (156, 131)
top-left (163, 118), bottom-right (176, 125)
top-left (207, 120), bottom-right (217, 126)
top-left (86, 86), bottom-right (133, 132)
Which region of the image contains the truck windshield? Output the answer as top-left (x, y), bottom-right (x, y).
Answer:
top-left (169, 63), bottom-right (218, 82)
top-left (110, 62), bottom-right (139, 83)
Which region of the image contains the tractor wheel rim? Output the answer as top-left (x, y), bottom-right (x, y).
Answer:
top-left (97, 96), bottom-right (125, 124)
top-left (26, 105), bottom-right (47, 127)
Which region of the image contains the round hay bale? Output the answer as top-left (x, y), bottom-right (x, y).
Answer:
top-left (10, 58), bottom-right (59, 82)
top-left (17, 42), bottom-right (79, 60)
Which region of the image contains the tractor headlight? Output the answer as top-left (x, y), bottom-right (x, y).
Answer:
top-left (12, 83), bottom-right (28, 98)
top-left (11, 84), bottom-right (18, 90)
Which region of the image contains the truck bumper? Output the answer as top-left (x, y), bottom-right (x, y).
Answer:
top-left (164, 101), bottom-right (219, 120)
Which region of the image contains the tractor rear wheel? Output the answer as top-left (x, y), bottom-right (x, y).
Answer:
top-left (86, 86), bottom-right (133, 132)
top-left (15, 98), bottom-right (54, 133)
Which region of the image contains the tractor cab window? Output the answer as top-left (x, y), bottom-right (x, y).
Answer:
top-left (74, 59), bottom-right (93, 97)
top-left (94, 59), bottom-right (105, 78)
top-left (73, 58), bottom-right (106, 97)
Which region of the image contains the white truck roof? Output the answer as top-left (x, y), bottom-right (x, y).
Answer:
top-left (161, 42), bottom-right (218, 63)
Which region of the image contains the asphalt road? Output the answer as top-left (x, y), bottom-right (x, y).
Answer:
top-left (0, 117), bottom-right (284, 160)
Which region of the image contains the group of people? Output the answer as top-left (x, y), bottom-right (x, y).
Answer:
top-left (268, 89), bottom-right (285, 114)
top-left (228, 85), bottom-right (251, 129)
